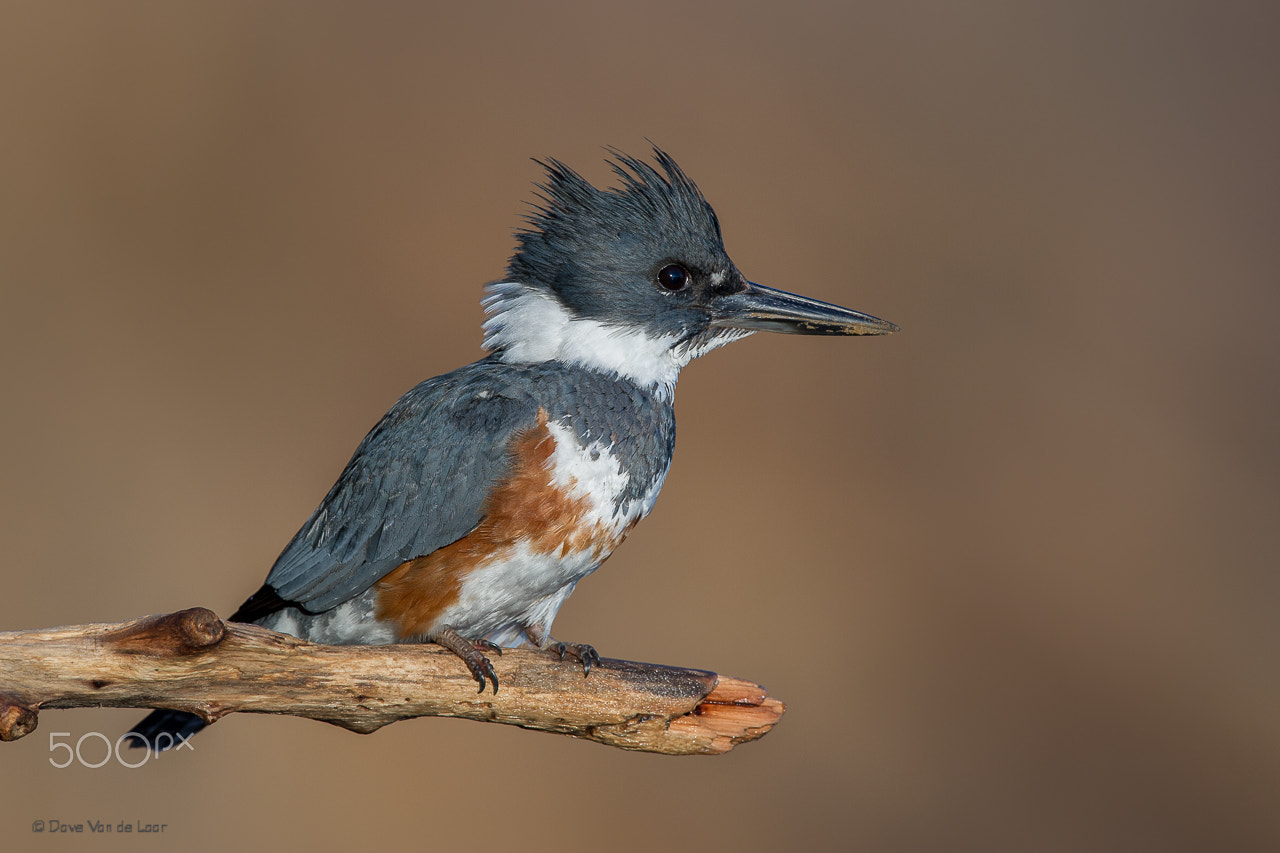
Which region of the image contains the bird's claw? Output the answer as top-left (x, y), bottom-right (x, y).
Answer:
top-left (469, 639), bottom-right (502, 693)
top-left (432, 626), bottom-right (501, 694)
top-left (525, 625), bottom-right (600, 677)
top-left (472, 655), bottom-right (499, 694)
top-left (548, 641), bottom-right (600, 677)
top-left (576, 643), bottom-right (602, 676)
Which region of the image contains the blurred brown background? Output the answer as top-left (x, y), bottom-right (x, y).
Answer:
top-left (3, 2), bottom-right (1278, 851)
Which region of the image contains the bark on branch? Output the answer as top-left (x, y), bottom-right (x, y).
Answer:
top-left (0, 608), bottom-right (783, 755)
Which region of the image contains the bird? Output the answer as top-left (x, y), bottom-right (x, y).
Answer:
top-left (126, 147), bottom-right (897, 751)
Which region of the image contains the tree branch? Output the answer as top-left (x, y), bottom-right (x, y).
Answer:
top-left (0, 608), bottom-right (784, 755)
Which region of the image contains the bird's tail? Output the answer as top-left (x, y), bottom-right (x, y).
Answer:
top-left (124, 709), bottom-right (207, 752)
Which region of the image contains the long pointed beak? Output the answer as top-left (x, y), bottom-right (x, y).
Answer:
top-left (709, 281), bottom-right (899, 336)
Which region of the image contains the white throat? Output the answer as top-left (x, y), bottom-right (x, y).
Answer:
top-left (482, 282), bottom-right (695, 394)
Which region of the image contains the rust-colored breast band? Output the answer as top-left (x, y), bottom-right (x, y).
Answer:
top-left (375, 408), bottom-right (629, 639)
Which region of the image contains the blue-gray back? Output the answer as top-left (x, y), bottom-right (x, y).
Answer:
top-left (264, 358), bottom-right (676, 612)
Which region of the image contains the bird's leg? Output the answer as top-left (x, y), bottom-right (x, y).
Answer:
top-left (523, 623), bottom-right (601, 676)
top-left (429, 626), bottom-right (501, 694)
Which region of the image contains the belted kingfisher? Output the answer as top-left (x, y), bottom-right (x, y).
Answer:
top-left (128, 148), bottom-right (896, 749)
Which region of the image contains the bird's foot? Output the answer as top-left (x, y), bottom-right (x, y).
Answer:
top-left (545, 639), bottom-right (601, 676)
top-left (523, 624), bottom-right (600, 676)
top-left (431, 626), bottom-right (501, 694)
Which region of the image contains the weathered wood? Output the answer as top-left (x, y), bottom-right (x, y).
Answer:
top-left (0, 608), bottom-right (783, 755)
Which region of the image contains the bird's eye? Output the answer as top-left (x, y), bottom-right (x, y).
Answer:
top-left (657, 264), bottom-right (690, 291)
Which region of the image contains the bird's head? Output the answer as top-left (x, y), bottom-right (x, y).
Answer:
top-left (483, 148), bottom-right (897, 394)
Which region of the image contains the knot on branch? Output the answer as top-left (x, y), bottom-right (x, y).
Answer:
top-left (103, 607), bottom-right (226, 655)
top-left (0, 696), bottom-right (39, 742)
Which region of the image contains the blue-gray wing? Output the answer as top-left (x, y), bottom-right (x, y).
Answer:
top-left (264, 362), bottom-right (542, 612)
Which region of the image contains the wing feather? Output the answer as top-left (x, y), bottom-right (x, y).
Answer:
top-left (264, 361), bottom-right (542, 612)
